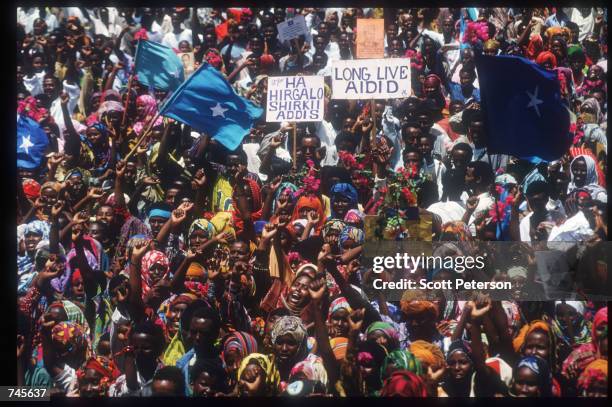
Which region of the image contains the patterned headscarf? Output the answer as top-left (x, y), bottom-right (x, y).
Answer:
top-left (512, 320), bottom-right (555, 368)
top-left (289, 353), bottom-right (328, 388)
top-left (188, 219), bottom-right (216, 240)
top-left (343, 209), bottom-right (365, 228)
top-left (577, 359), bottom-right (608, 393)
top-left (98, 100), bottom-right (124, 116)
top-left (366, 321), bottom-right (400, 351)
top-left (380, 370), bottom-right (428, 397)
top-left (410, 340), bottom-right (445, 369)
top-left (77, 356), bottom-right (121, 392)
top-left (440, 221), bottom-right (472, 241)
top-left (338, 226), bottom-right (364, 252)
top-left (330, 337), bottom-right (348, 360)
top-left (592, 307), bottom-right (607, 351)
top-left (51, 321), bottom-right (87, 351)
top-left (381, 350), bottom-right (423, 381)
top-left (515, 356), bottom-right (553, 397)
top-left (236, 353), bottom-right (281, 396)
top-left (271, 316), bottom-right (308, 356)
top-left (140, 250), bottom-right (170, 296)
top-left (322, 219), bottom-right (345, 239)
top-left (400, 300), bottom-right (438, 320)
top-left (222, 331), bottom-right (258, 359)
top-left (273, 182), bottom-right (299, 212)
top-left (327, 296), bottom-right (352, 322)
top-left (447, 340), bottom-right (473, 363)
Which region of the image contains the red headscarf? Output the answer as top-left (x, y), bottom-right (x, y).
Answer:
top-left (526, 34), bottom-right (544, 60)
top-left (22, 178), bottom-right (41, 200)
top-left (380, 370), bottom-right (428, 397)
top-left (592, 307), bottom-right (607, 351)
top-left (291, 195), bottom-right (325, 235)
top-left (536, 51), bottom-right (558, 68)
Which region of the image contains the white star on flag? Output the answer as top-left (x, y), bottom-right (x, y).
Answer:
top-left (210, 103), bottom-right (228, 118)
top-left (19, 134), bottom-right (34, 155)
top-left (526, 86), bottom-right (543, 118)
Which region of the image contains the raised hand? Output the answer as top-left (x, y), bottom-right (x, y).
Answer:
top-left (115, 160), bottom-right (126, 179)
top-left (306, 210), bottom-right (320, 226)
top-left (142, 176), bottom-right (160, 186)
top-left (50, 200), bottom-right (65, 219)
top-left (308, 274), bottom-right (327, 302)
top-left (191, 169), bottom-right (207, 189)
top-left (35, 257), bottom-right (64, 289)
top-left (348, 308), bottom-right (365, 333)
top-left (72, 210), bottom-right (89, 224)
top-left (130, 240), bottom-right (150, 264)
top-left (87, 187), bottom-right (104, 200)
top-left (261, 223), bottom-right (277, 241)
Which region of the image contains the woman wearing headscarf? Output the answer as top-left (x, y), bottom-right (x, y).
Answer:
top-left (82, 122), bottom-right (115, 177)
top-left (133, 95), bottom-right (163, 136)
top-left (441, 340), bottom-right (474, 397)
top-left (322, 219), bottom-right (345, 254)
top-left (509, 355), bottom-right (553, 397)
top-left (158, 293), bottom-right (199, 366)
top-left (140, 250), bottom-right (170, 299)
top-left (577, 359), bottom-right (607, 397)
top-left (236, 353), bottom-right (281, 396)
top-left (567, 154), bottom-right (606, 201)
top-left (288, 353), bottom-right (329, 390)
top-left (269, 316), bottom-right (309, 379)
top-left (551, 301), bottom-right (592, 363)
top-left (410, 340), bottom-right (445, 371)
top-left (291, 195), bottom-right (326, 235)
top-left (562, 307), bottom-right (607, 387)
top-left (365, 321), bottom-right (400, 352)
top-left (71, 356), bottom-right (121, 397)
top-left (222, 331), bottom-right (258, 388)
top-left (327, 296), bottom-right (352, 338)
top-left (329, 183), bottom-right (358, 220)
top-left (380, 350), bottom-right (423, 382)
top-left (512, 320), bottom-right (557, 374)
top-left (380, 370), bottom-right (428, 397)
top-left (338, 226), bottom-right (365, 254)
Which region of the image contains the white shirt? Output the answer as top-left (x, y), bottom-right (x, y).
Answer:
top-left (162, 29), bottom-right (193, 49)
top-left (315, 120), bottom-right (339, 167)
top-left (427, 201), bottom-right (466, 224)
top-left (23, 71), bottom-right (46, 96)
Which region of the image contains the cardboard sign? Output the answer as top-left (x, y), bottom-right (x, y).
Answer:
top-left (331, 58), bottom-right (411, 100)
top-left (277, 15), bottom-right (308, 43)
top-left (355, 19), bottom-right (385, 59)
top-left (178, 52), bottom-right (195, 77)
top-left (266, 75), bottom-right (325, 122)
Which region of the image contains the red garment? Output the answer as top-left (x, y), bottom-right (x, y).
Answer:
top-left (290, 195), bottom-right (325, 235)
top-left (536, 51), bottom-right (557, 67)
top-left (526, 35), bottom-right (544, 60)
top-left (232, 177), bottom-right (263, 234)
top-left (380, 370), bottom-right (428, 397)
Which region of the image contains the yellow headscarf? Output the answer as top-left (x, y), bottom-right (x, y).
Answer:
top-left (236, 353), bottom-right (280, 396)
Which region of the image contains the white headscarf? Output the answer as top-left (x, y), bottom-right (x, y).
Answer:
top-left (567, 154), bottom-right (599, 194)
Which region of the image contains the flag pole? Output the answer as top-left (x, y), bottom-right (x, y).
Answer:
top-left (120, 73), bottom-right (134, 129)
top-left (370, 99), bottom-right (376, 143)
top-left (292, 122), bottom-right (297, 170)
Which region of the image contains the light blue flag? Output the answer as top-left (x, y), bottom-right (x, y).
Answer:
top-left (134, 40), bottom-right (184, 91)
top-left (159, 63), bottom-right (263, 151)
top-left (17, 115), bottom-right (49, 169)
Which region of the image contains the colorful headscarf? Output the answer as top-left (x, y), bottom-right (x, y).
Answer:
top-left (273, 182), bottom-right (299, 212)
top-left (409, 340), bottom-right (445, 369)
top-left (343, 209), bottom-right (365, 228)
top-left (512, 320), bottom-right (555, 368)
top-left (322, 219), bottom-right (345, 239)
top-left (577, 359), bottom-right (608, 393)
top-left (592, 307), bottom-right (607, 351)
top-left (366, 321), bottom-right (400, 351)
top-left (551, 303), bottom-right (591, 347)
top-left (330, 337), bottom-right (348, 360)
top-left (515, 356), bottom-right (553, 397)
top-left (188, 218), bottom-right (216, 240)
top-left (535, 51), bottom-right (558, 68)
top-left (338, 226), bottom-right (364, 252)
top-left (330, 183), bottom-right (358, 218)
top-left (380, 370), bottom-right (428, 397)
top-left (51, 321), bottom-right (86, 350)
top-left (289, 353), bottom-right (329, 388)
top-left (22, 178), bottom-right (41, 200)
top-left (98, 100), bottom-right (124, 116)
top-left (237, 353), bottom-right (280, 396)
top-left (77, 356), bottom-right (121, 392)
top-left (327, 296), bottom-right (352, 322)
top-left (140, 250), bottom-right (169, 296)
top-left (400, 300), bottom-right (438, 319)
top-left (271, 316), bottom-right (308, 357)
top-left (210, 211), bottom-right (236, 241)
top-left (291, 195), bottom-right (326, 234)
top-left (381, 350), bottom-right (423, 381)
top-left (222, 331), bottom-right (258, 359)
top-left (447, 339), bottom-right (473, 363)
top-left (440, 221), bottom-right (472, 241)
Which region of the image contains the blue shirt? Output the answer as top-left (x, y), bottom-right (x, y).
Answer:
top-left (448, 82), bottom-right (480, 103)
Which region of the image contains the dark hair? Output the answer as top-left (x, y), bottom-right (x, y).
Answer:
top-left (467, 161), bottom-right (494, 186)
top-left (462, 107), bottom-right (484, 128)
top-left (226, 147), bottom-right (248, 165)
top-left (130, 320), bottom-right (165, 356)
top-left (452, 142), bottom-right (474, 160)
top-left (189, 357), bottom-right (229, 392)
top-left (108, 274), bottom-right (128, 292)
top-left (153, 366), bottom-right (186, 395)
top-left (181, 300), bottom-right (221, 333)
top-left (526, 180), bottom-right (550, 197)
top-left (402, 145), bottom-right (421, 159)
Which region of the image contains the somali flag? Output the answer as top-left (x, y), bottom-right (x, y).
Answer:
top-left (159, 63), bottom-right (263, 151)
top-left (475, 54), bottom-right (571, 162)
top-left (17, 115), bottom-right (49, 169)
top-left (134, 40), bottom-right (184, 91)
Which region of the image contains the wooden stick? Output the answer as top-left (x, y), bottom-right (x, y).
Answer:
top-left (123, 109), bottom-right (162, 161)
top-left (120, 74), bottom-right (134, 128)
top-left (292, 122), bottom-right (297, 170)
top-left (370, 99), bottom-right (376, 143)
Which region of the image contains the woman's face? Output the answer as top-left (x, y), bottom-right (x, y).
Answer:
top-left (71, 276), bottom-right (85, 298)
top-left (513, 367), bottom-right (541, 397)
top-left (571, 157), bottom-right (588, 186)
top-left (166, 302), bottom-right (188, 337)
top-left (523, 330), bottom-right (549, 361)
top-left (96, 206), bottom-right (115, 226)
top-left (229, 241), bottom-right (250, 266)
top-left (328, 308), bottom-right (350, 337)
top-left (189, 229), bottom-right (208, 250)
top-left (550, 39), bottom-right (564, 59)
top-left (298, 205), bottom-right (314, 219)
top-left (24, 232), bottom-right (43, 253)
top-left (78, 368), bottom-right (105, 397)
top-left (447, 351), bottom-right (472, 381)
top-left (555, 303), bottom-right (579, 330)
top-left (86, 126), bottom-right (104, 146)
top-left (367, 330), bottom-right (389, 348)
top-left (274, 333), bottom-right (300, 364)
top-left (287, 275), bottom-right (312, 309)
top-left (40, 187), bottom-right (58, 212)
top-left (332, 195), bottom-right (351, 218)
top-left (224, 348), bottom-right (242, 381)
top-left (68, 174), bottom-right (86, 197)
top-left (193, 371), bottom-right (218, 397)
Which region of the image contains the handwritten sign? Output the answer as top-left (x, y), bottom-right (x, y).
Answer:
top-left (331, 58), bottom-right (411, 100)
top-left (277, 15), bottom-right (308, 43)
top-left (266, 75), bottom-right (325, 122)
top-left (355, 19), bottom-right (385, 59)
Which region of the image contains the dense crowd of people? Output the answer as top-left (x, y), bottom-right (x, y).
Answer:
top-left (16, 7), bottom-right (608, 397)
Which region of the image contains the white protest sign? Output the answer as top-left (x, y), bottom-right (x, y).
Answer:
top-left (331, 58), bottom-right (411, 100)
top-left (277, 15), bottom-right (308, 43)
top-left (266, 75), bottom-right (325, 122)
